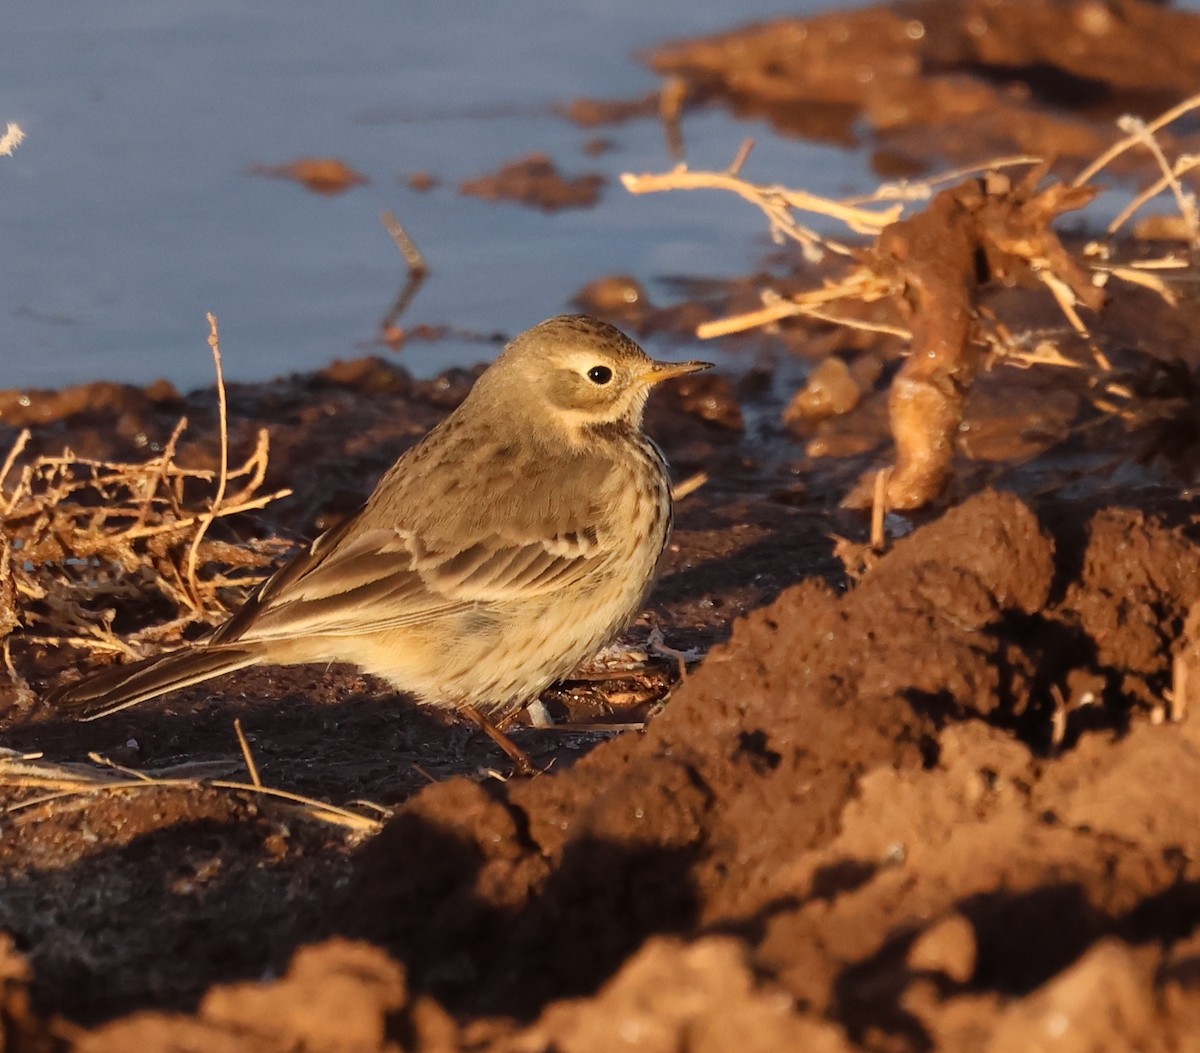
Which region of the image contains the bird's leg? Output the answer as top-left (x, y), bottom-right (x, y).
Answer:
top-left (463, 705), bottom-right (539, 777)
top-left (645, 626), bottom-right (701, 683)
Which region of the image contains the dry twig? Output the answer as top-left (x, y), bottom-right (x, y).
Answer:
top-left (621, 148), bottom-right (902, 261)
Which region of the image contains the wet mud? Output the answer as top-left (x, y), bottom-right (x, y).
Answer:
top-left (460, 154), bottom-right (607, 212)
top-left (641, 0), bottom-right (1200, 176)
top-left (4, 281), bottom-right (1200, 1050)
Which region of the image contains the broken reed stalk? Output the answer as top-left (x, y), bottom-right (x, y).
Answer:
top-left (379, 211), bottom-right (430, 335)
top-left (380, 210), bottom-right (428, 275)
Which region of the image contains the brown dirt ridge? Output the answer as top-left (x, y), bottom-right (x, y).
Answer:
top-left (6, 399), bottom-right (1200, 1049)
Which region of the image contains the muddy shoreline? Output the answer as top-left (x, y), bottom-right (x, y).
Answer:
top-left (6, 1), bottom-right (1200, 1050)
top-left (3, 285), bottom-right (1200, 1050)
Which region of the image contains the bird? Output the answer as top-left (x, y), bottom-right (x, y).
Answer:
top-left (46, 314), bottom-right (712, 746)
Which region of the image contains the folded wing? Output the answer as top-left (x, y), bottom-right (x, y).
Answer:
top-left (211, 520), bottom-right (610, 644)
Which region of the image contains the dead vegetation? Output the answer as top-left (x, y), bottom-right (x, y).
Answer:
top-left (0, 315), bottom-right (291, 678)
top-left (0, 316), bottom-right (397, 835)
top-left (622, 94), bottom-right (1200, 511)
top-left (0, 747), bottom-right (384, 835)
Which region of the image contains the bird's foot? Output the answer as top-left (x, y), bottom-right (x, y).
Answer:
top-left (464, 705), bottom-right (542, 777)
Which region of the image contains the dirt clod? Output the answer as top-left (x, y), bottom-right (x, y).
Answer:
top-left (645, 0), bottom-right (1200, 173)
top-left (248, 158), bottom-right (369, 196)
top-left (460, 154), bottom-right (606, 211)
top-left (77, 940), bottom-right (415, 1053)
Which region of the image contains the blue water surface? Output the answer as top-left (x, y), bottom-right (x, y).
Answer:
top-left (3, 0), bottom-right (1196, 388)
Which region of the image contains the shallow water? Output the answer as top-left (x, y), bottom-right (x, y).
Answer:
top-left (1, 0), bottom-right (856, 389)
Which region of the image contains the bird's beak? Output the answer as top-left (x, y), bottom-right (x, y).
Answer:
top-left (641, 359), bottom-right (714, 385)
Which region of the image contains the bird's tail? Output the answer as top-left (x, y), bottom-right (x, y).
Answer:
top-left (45, 644), bottom-right (260, 720)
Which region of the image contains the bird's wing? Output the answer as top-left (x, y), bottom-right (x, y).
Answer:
top-left (213, 520), bottom-right (610, 644)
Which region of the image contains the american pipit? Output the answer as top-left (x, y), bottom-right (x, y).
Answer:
top-left (47, 314), bottom-right (711, 738)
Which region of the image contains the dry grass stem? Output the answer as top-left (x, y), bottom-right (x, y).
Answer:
top-left (1112, 116), bottom-right (1199, 243)
top-left (234, 717), bottom-right (263, 788)
top-left (1099, 264), bottom-right (1181, 306)
top-left (727, 137), bottom-right (755, 178)
top-left (379, 211), bottom-right (430, 335)
top-left (841, 155), bottom-right (1045, 206)
top-left (1073, 91), bottom-right (1200, 187)
top-left (1122, 256), bottom-right (1192, 270)
top-left (184, 313), bottom-right (232, 611)
top-left (985, 331), bottom-right (1136, 413)
top-left (994, 339), bottom-right (1088, 371)
top-left (1107, 155), bottom-right (1200, 237)
top-left (0, 430), bottom-right (30, 500)
top-left (0, 749), bottom-right (384, 834)
top-left (1038, 271), bottom-right (1093, 339)
top-left (670, 471), bottom-right (708, 502)
top-left (696, 271), bottom-right (903, 340)
top-left (1037, 271), bottom-right (1115, 372)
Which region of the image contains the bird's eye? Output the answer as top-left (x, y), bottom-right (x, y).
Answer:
top-left (587, 365), bottom-right (613, 385)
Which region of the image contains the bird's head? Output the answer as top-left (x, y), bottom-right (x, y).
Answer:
top-left (477, 315), bottom-right (712, 441)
